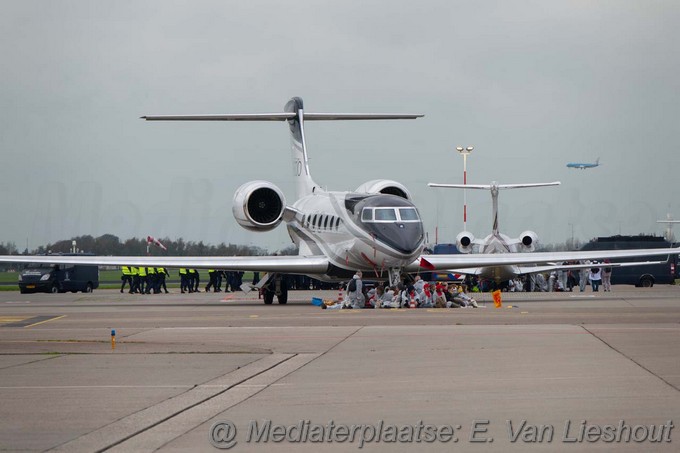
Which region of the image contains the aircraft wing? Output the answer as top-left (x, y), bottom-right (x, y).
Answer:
top-left (0, 254), bottom-right (330, 274)
top-left (515, 260), bottom-right (668, 275)
top-left (412, 247), bottom-right (680, 271)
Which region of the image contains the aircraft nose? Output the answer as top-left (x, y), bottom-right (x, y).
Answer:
top-left (372, 223), bottom-right (423, 255)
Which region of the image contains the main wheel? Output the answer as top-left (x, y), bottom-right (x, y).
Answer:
top-left (263, 291), bottom-right (274, 304)
top-left (277, 293), bottom-right (288, 304)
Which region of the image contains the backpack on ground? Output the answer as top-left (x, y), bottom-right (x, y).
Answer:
top-left (348, 279), bottom-right (357, 292)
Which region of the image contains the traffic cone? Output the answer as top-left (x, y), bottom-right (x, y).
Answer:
top-left (409, 293), bottom-right (416, 308)
top-left (338, 286), bottom-right (344, 303)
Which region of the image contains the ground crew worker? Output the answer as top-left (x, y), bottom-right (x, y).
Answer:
top-left (179, 268), bottom-right (188, 293)
top-left (137, 265), bottom-right (147, 294)
top-left (120, 266), bottom-right (133, 293)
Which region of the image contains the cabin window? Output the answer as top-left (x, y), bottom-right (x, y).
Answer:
top-left (361, 209), bottom-right (373, 221)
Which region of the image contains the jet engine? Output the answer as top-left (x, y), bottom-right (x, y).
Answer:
top-left (456, 231), bottom-right (475, 254)
top-left (232, 181), bottom-right (287, 232)
top-left (355, 179), bottom-right (412, 200)
top-left (518, 230), bottom-right (538, 252)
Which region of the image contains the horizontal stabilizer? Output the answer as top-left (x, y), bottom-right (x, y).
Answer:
top-left (428, 182), bottom-right (561, 190)
top-left (141, 113), bottom-right (423, 121)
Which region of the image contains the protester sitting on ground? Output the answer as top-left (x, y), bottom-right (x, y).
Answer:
top-left (381, 286), bottom-right (398, 308)
top-left (419, 283), bottom-right (435, 308)
top-left (447, 286), bottom-right (465, 308)
top-left (453, 284), bottom-right (479, 308)
top-left (413, 276), bottom-right (426, 299)
top-left (434, 283), bottom-right (448, 308)
top-left (366, 285), bottom-right (383, 308)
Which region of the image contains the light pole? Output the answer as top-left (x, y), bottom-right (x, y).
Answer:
top-left (456, 146), bottom-right (474, 231)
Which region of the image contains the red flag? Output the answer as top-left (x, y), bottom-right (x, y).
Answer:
top-left (419, 257), bottom-right (436, 271)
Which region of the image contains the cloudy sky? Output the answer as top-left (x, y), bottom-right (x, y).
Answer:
top-left (2, 0), bottom-right (679, 253)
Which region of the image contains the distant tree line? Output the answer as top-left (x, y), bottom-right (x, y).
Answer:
top-left (0, 234), bottom-right (298, 266)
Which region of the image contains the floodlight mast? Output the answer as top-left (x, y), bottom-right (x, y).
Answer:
top-left (457, 146), bottom-right (474, 231)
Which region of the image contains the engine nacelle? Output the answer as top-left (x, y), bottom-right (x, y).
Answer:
top-left (355, 179), bottom-right (412, 200)
top-left (518, 230), bottom-right (538, 252)
top-left (232, 181), bottom-right (286, 232)
top-left (456, 231), bottom-right (475, 254)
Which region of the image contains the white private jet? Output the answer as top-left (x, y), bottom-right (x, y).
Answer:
top-left (427, 181), bottom-right (561, 282)
top-left (1, 97), bottom-right (679, 303)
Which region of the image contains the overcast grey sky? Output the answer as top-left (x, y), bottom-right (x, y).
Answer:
top-left (2, 0), bottom-right (679, 252)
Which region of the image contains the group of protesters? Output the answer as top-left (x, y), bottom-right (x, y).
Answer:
top-left (322, 272), bottom-right (479, 310)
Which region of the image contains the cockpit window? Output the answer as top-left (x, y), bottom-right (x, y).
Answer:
top-left (398, 208), bottom-right (419, 221)
top-left (374, 208), bottom-right (397, 221)
top-left (361, 207), bottom-right (421, 223)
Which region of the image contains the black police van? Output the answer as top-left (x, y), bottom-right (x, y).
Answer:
top-left (18, 253), bottom-right (99, 294)
top-left (580, 235), bottom-right (677, 287)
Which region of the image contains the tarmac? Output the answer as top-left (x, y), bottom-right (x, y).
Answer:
top-left (0, 285), bottom-right (679, 452)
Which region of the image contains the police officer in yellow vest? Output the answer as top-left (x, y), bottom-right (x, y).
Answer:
top-left (157, 267), bottom-right (169, 294)
top-left (179, 268), bottom-right (189, 294)
top-left (145, 267), bottom-right (157, 294)
top-left (120, 266), bottom-right (134, 293)
top-left (130, 266), bottom-right (141, 294)
top-left (188, 268), bottom-right (199, 293)
top-left (206, 269), bottom-right (217, 292)
top-left (137, 266), bottom-right (147, 294)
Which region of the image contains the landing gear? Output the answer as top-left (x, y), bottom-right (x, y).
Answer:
top-left (260, 273), bottom-right (288, 305)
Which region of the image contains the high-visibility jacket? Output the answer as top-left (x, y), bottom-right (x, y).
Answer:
top-left (147, 267), bottom-right (156, 275)
top-left (157, 267), bottom-right (166, 275)
top-left (179, 268), bottom-right (187, 275)
top-left (121, 266), bottom-right (133, 276)
top-left (138, 267), bottom-right (147, 277)
top-left (188, 269), bottom-right (197, 274)
top-left (130, 266), bottom-right (139, 276)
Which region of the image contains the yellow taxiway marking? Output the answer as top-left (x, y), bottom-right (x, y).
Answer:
top-left (249, 315), bottom-right (259, 318)
top-left (23, 315), bottom-right (66, 328)
top-left (0, 317), bottom-right (27, 323)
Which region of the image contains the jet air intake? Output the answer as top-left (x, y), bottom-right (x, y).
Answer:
top-left (519, 230), bottom-right (538, 252)
top-left (456, 231), bottom-right (475, 253)
top-left (233, 181), bottom-right (286, 231)
top-left (355, 180), bottom-right (412, 200)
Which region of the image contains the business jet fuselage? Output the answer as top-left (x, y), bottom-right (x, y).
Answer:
top-left (278, 189), bottom-right (424, 280)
